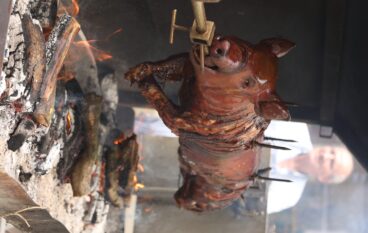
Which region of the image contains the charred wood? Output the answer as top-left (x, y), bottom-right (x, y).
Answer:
top-left (34, 14), bottom-right (80, 126)
top-left (71, 93), bottom-right (102, 196)
top-left (30, 0), bottom-right (58, 32)
top-left (21, 13), bottom-right (46, 103)
top-left (7, 117), bottom-right (36, 151)
top-left (37, 80), bottom-right (65, 156)
top-left (105, 133), bottom-right (139, 207)
top-left (57, 78), bottom-right (86, 182)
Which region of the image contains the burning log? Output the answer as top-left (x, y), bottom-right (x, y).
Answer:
top-left (34, 14), bottom-right (80, 126)
top-left (1, 0), bottom-right (113, 231)
top-left (0, 172), bottom-right (69, 232)
top-left (105, 133), bottom-right (139, 207)
top-left (71, 93), bottom-right (102, 196)
top-left (57, 78), bottom-right (86, 181)
top-left (5, 13), bottom-right (45, 152)
top-left (21, 14), bottom-right (46, 103)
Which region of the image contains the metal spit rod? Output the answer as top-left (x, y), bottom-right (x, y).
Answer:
top-left (191, 0), bottom-right (208, 34)
top-left (170, 0), bottom-right (221, 71)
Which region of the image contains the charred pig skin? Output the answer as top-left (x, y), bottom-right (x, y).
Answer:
top-left (125, 36), bottom-right (295, 212)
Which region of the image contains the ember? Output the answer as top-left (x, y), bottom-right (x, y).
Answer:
top-left (113, 133), bottom-right (126, 145)
top-left (65, 110), bottom-right (72, 135)
top-left (133, 174), bottom-right (145, 192)
top-left (105, 28), bottom-right (123, 41)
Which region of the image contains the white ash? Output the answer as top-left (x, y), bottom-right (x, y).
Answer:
top-left (0, 71), bottom-right (6, 97)
top-left (3, 14), bottom-right (27, 101)
top-left (12, 0), bottom-right (32, 15)
top-left (35, 139), bottom-right (62, 173)
top-left (83, 192), bottom-right (109, 224)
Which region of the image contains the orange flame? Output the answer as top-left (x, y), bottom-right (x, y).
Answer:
top-left (105, 28), bottom-right (123, 41)
top-left (68, 27), bottom-right (123, 63)
top-left (73, 40), bottom-right (113, 62)
top-left (64, 0), bottom-right (80, 16)
top-left (71, 0), bottom-right (79, 16)
top-left (133, 175), bottom-right (145, 191)
top-left (66, 111), bottom-right (72, 135)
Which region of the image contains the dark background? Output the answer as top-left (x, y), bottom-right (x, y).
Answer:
top-left (77, 0), bottom-right (368, 170)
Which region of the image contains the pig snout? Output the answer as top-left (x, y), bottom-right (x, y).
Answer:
top-left (210, 39), bottom-right (230, 58)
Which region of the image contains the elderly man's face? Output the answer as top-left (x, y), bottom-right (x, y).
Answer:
top-left (309, 147), bottom-right (353, 183)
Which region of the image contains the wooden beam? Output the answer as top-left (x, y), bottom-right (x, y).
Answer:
top-left (0, 0), bottom-right (11, 71)
top-left (0, 172), bottom-right (70, 233)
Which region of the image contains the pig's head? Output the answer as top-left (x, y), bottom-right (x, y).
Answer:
top-left (190, 36), bottom-right (295, 120)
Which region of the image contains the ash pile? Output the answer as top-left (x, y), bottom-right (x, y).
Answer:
top-left (0, 0), bottom-right (138, 232)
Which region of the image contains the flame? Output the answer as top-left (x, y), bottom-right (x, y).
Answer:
top-left (132, 175), bottom-right (145, 191)
top-left (71, 0), bottom-right (79, 16)
top-left (134, 183), bottom-right (145, 191)
top-left (105, 28), bottom-right (123, 41)
top-left (73, 40), bottom-right (113, 62)
top-left (64, 0), bottom-right (80, 16)
top-left (68, 28), bottom-right (122, 63)
top-left (66, 111), bottom-right (72, 135)
top-left (113, 133), bottom-right (126, 145)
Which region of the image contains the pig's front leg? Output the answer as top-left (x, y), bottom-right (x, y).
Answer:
top-left (125, 53), bottom-right (192, 84)
top-left (134, 78), bottom-right (199, 134)
top-left (125, 54), bottom-right (195, 134)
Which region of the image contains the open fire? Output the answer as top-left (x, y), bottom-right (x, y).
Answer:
top-left (0, 0), bottom-right (125, 232)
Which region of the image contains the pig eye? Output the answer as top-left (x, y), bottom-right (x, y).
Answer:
top-left (242, 77), bottom-right (256, 88)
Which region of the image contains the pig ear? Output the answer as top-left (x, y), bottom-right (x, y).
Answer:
top-left (256, 93), bottom-right (290, 120)
top-left (258, 101), bottom-right (290, 120)
top-left (260, 38), bottom-right (295, 58)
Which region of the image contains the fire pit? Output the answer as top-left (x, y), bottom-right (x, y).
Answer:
top-left (0, 0), bottom-right (129, 232)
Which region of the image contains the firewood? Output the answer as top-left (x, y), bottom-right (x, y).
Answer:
top-left (106, 133), bottom-right (139, 207)
top-left (57, 78), bottom-right (86, 182)
top-left (21, 14), bottom-right (46, 103)
top-left (71, 93), bottom-right (102, 196)
top-left (34, 14), bottom-right (80, 126)
top-left (6, 14), bottom-right (46, 151)
top-left (0, 172), bottom-right (70, 233)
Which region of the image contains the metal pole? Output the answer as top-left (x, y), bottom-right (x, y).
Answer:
top-left (191, 0), bottom-right (207, 33)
